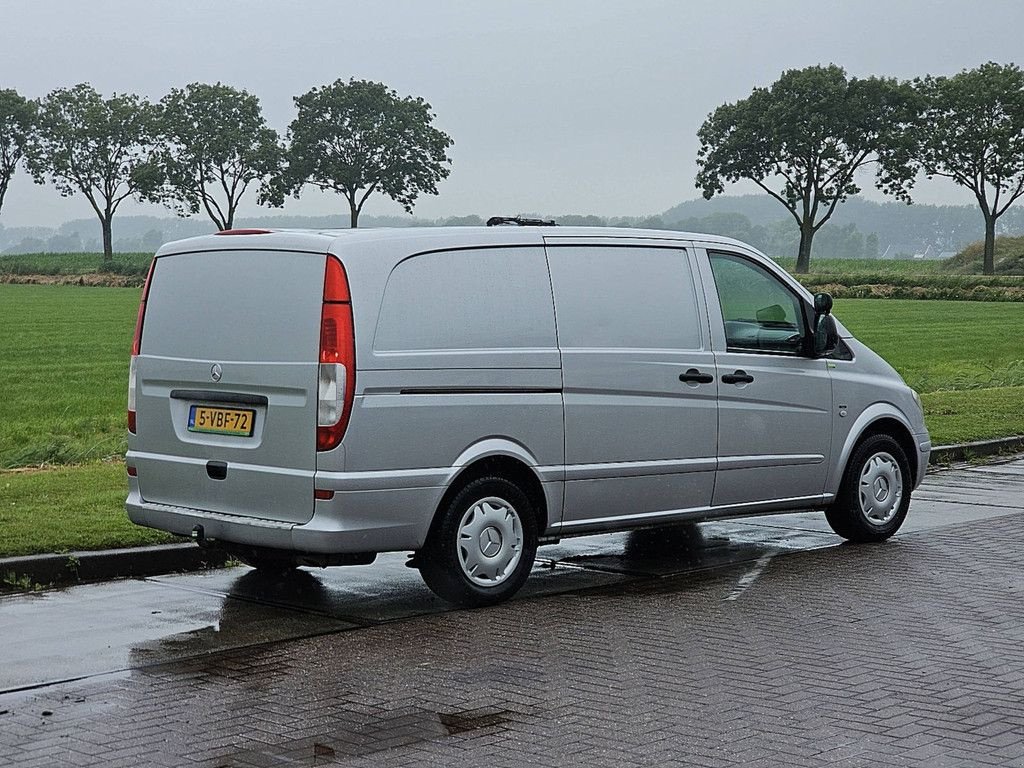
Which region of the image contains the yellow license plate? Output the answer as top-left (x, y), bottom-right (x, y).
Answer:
top-left (187, 405), bottom-right (255, 437)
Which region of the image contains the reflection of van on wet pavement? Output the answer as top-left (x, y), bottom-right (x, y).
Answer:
top-left (126, 222), bottom-right (930, 607)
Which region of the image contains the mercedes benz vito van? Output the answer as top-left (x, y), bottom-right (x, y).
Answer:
top-left (126, 224), bottom-right (931, 606)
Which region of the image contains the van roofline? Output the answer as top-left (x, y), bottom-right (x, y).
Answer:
top-left (153, 226), bottom-right (756, 258)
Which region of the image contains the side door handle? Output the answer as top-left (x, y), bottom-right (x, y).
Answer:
top-left (722, 370), bottom-right (754, 385)
top-left (679, 368), bottom-right (714, 384)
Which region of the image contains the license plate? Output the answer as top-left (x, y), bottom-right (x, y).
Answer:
top-left (187, 405), bottom-right (256, 437)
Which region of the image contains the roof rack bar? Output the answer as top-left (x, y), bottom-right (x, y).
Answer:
top-left (486, 216), bottom-right (557, 227)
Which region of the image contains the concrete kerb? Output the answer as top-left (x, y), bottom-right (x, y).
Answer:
top-left (0, 543), bottom-right (228, 591)
top-left (928, 435), bottom-right (1024, 465)
top-left (2, 439), bottom-right (1022, 591)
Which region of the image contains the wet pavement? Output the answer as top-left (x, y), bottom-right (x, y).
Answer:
top-left (1, 457), bottom-right (1023, 766)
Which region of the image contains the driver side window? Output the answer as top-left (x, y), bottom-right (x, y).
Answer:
top-left (709, 252), bottom-right (807, 355)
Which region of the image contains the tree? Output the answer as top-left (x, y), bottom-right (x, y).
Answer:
top-left (152, 82), bottom-right (283, 231)
top-left (0, 89), bottom-right (36, 216)
top-left (281, 79), bottom-right (453, 227)
top-left (913, 62), bottom-right (1024, 275)
top-left (25, 84), bottom-right (159, 264)
top-left (865, 232), bottom-right (880, 259)
top-left (696, 65), bottom-right (918, 273)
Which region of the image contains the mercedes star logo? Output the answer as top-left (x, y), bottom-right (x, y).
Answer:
top-left (479, 527), bottom-right (502, 557)
top-left (210, 363), bottom-right (222, 382)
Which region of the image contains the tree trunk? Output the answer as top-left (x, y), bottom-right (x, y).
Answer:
top-left (101, 215), bottom-right (114, 267)
top-left (795, 223), bottom-right (814, 274)
top-left (349, 199), bottom-right (359, 229)
top-left (983, 214), bottom-right (996, 276)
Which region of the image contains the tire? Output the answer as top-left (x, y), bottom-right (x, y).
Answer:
top-left (418, 476), bottom-right (539, 607)
top-left (826, 433), bottom-right (912, 543)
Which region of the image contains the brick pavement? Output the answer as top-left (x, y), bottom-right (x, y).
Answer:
top-left (2, 511), bottom-right (1024, 767)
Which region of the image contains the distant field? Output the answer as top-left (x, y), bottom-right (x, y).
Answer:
top-left (1, 284), bottom-right (1022, 472)
top-left (0, 251), bottom-right (151, 276)
top-left (773, 257), bottom-right (945, 275)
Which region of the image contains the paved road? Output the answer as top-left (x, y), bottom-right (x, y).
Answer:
top-left (1, 458), bottom-right (1022, 766)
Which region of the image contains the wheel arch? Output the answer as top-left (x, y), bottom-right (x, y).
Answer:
top-left (431, 442), bottom-right (555, 542)
top-left (831, 405), bottom-right (919, 494)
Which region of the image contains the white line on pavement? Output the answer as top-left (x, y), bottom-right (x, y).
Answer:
top-left (725, 553), bottom-right (775, 601)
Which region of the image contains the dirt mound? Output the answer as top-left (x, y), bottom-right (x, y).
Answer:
top-left (942, 236), bottom-right (1024, 275)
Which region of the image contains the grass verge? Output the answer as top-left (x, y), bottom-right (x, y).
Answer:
top-left (0, 462), bottom-right (179, 558)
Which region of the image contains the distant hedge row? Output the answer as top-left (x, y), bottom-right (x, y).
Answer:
top-left (798, 279), bottom-right (1024, 302)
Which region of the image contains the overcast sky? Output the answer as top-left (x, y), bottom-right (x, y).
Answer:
top-left (2, 0), bottom-right (1023, 229)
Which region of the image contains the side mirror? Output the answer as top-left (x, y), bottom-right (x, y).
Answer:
top-left (812, 292), bottom-right (838, 357)
top-left (813, 292), bottom-right (833, 315)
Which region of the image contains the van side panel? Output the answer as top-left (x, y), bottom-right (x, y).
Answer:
top-left (335, 245), bottom-right (564, 524)
top-left (131, 250), bottom-right (323, 525)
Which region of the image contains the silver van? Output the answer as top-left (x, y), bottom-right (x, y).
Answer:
top-left (126, 224), bottom-right (931, 606)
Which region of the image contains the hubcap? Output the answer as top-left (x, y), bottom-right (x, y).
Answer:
top-left (457, 496), bottom-right (524, 587)
top-left (858, 452), bottom-right (904, 526)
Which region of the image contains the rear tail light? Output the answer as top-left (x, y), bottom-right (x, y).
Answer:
top-left (128, 259), bottom-right (156, 434)
top-left (317, 256), bottom-right (355, 451)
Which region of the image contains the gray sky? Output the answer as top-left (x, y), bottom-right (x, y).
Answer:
top-left (2, 0), bottom-right (1023, 228)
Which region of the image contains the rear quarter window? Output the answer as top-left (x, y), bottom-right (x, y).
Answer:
top-left (373, 247), bottom-right (557, 352)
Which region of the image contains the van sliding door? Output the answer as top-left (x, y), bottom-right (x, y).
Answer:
top-left (545, 241), bottom-right (719, 531)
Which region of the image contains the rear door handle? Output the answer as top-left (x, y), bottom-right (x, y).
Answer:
top-left (679, 368), bottom-right (714, 384)
top-left (722, 370), bottom-right (754, 385)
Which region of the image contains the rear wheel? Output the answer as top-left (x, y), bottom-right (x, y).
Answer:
top-left (826, 434), bottom-right (911, 542)
top-left (418, 476), bottom-right (538, 607)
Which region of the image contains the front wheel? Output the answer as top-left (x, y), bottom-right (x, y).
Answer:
top-left (418, 476), bottom-right (538, 607)
top-left (826, 434), bottom-right (912, 543)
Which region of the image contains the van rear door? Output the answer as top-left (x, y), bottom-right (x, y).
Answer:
top-left (132, 249), bottom-right (324, 525)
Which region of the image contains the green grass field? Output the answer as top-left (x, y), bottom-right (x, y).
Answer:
top-left (0, 283), bottom-right (1022, 557)
top-left (833, 299), bottom-right (1024, 443)
top-left (1, 284), bottom-right (139, 468)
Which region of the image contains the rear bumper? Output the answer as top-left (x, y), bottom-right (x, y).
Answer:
top-left (126, 481), bottom-right (443, 555)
